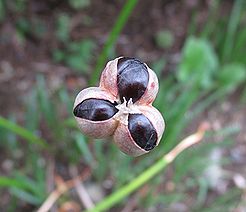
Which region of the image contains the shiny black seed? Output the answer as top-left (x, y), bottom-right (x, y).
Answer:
top-left (117, 57), bottom-right (149, 103)
top-left (128, 114), bottom-right (157, 151)
top-left (73, 98), bottom-right (118, 121)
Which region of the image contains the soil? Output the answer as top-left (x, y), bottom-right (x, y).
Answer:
top-left (0, 0), bottom-right (226, 115)
top-left (1, 0), bottom-right (245, 211)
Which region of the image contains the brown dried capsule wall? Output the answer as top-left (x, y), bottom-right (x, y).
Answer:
top-left (73, 57), bottom-right (165, 156)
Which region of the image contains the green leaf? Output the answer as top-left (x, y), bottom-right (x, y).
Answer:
top-left (155, 30), bottom-right (174, 49)
top-left (200, 188), bottom-right (241, 212)
top-left (222, 0), bottom-right (244, 62)
top-left (69, 0), bottom-right (90, 10)
top-left (0, 0), bottom-right (5, 22)
top-left (0, 176), bottom-right (29, 190)
top-left (217, 63), bottom-right (246, 91)
top-left (25, 89), bottom-right (39, 131)
top-left (66, 54), bottom-right (89, 72)
top-left (74, 133), bottom-right (94, 165)
top-left (90, 0), bottom-right (138, 85)
top-left (36, 75), bottom-right (57, 127)
top-left (16, 18), bottom-right (30, 35)
top-left (66, 40), bottom-right (95, 73)
top-left (11, 173), bottom-right (42, 196)
top-left (10, 188), bottom-right (42, 205)
top-left (56, 14), bottom-right (71, 42)
top-left (53, 49), bottom-right (65, 62)
top-left (59, 88), bottom-right (73, 113)
top-left (0, 173), bottom-right (45, 205)
top-left (151, 57), bottom-right (166, 78)
top-left (177, 37), bottom-right (218, 89)
top-left (0, 116), bottom-right (47, 147)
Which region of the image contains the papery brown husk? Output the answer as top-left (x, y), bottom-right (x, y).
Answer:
top-left (113, 105), bottom-right (165, 156)
top-left (113, 120), bottom-right (148, 157)
top-left (73, 87), bottom-right (118, 138)
top-left (99, 57), bottom-right (159, 105)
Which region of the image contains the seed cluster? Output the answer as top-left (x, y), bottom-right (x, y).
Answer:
top-left (73, 57), bottom-right (165, 156)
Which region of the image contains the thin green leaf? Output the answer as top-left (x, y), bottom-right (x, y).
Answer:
top-left (0, 176), bottom-right (29, 190)
top-left (63, 117), bottom-right (77, 128)
top-left (36, 75), bottom-right (57, 127)
top-left (86, 156), bottom-right (168, 212)
top-left (89, 0), bottom-right (138, 85)
top-left (222, 0), bottom-right (244, 62)
top-left (177, 37), bottom-right (218, 89)
top-left (217, 63), bottom-right (246, 92)
top-left (74, 133), bottom-right (94, 165)
top-left (10, 187), bottom-right (43, 205)
top-left (86, 129), bottom-right (203, 212)
top-left (0, 116), bottom-right (47, 147)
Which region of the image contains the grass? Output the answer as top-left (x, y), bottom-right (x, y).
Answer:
top-left (85, 126), bottom-right (207, 212)
top-left (0, 116), bottom-right (47, 148)
top-left (89, 0), bottom-right (139, 85)
top-left (0, 0), bottom-right (246, 211)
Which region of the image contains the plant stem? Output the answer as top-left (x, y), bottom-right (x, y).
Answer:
top-left (89, 0), bottom-right (138, 86)
top-left (86, 124), bottom-right (208, 212)
top-left (87, 157), bottom-right (167, 212)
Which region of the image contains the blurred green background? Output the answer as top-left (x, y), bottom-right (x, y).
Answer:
top-left (0, 0), bottom-right (246, 211)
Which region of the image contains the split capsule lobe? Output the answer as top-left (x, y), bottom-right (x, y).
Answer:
top-left (73, 98), bottom-right (118, 121)
top-left (128, 114), bottom-right (157, 151)
top-left (73, 57), bottom-right (163, 156)
top-left (117, 58), bottom-right (149, 103)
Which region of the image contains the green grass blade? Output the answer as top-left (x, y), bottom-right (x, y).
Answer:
top-left (89, 0), bottom-right (138, 85)
top-left (86, 157), bottom-right (168, 212)
top-left (200, 0), bottom-right (221, 38)
top-left (10, 188), bottom-right (42, 205)
top-left (63, 117), bottom-right (77, 128)
top-left (0, 176), bottom-right (29, 190)
top-left (36, 75), bottom-right (57, 127)
top-left (86, 130), bottom-right (203, 212)
top-left (200, 188), bottom-right (241, 212)
top-left (0, 116), bottom-right (47, 148)
top-left (25, 89), bottom-right (39, 131)
top-left (74, 133), bottom-right (94, 165)
top-left (188, 88), bottom-right (228, 120)
top-left (222, 0), bottom-right (243, 62)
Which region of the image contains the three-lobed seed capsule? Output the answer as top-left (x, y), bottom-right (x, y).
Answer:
top-left (73, 57), bottom-right (165, 156)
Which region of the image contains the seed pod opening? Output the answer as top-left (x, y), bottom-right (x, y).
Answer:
top-left (113, 105), bottom-right (165, 156)
top-left (73, 98), bottom-right (118, 121)
top-left (128, 114), bottom-right (157, 151)
top-left (99, 57), bottom-right (159, 105)
top-left (117, 58), bottom-right (149, 103)
top-left (73, 87), bottom-right (119, 138)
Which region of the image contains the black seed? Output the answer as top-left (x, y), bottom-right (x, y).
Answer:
top-left (73, 98), bottom-right (118, 121)
top-left (117, 57), bottom-right (149, 103)
top-left (128, 114), bottom-right (157, 151)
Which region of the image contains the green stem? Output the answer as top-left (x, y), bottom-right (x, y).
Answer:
top-left (86, 125), bottom-right (205, 212)
top-left (86, 157), bottom-right (168, 212)
top-left (89, 0), bottom-right (138, 86)
top-left (0, 116), bottom-right (47, 148)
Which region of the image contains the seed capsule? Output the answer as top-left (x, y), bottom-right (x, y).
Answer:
top-left (73, 57), bottom-right (165, 156)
